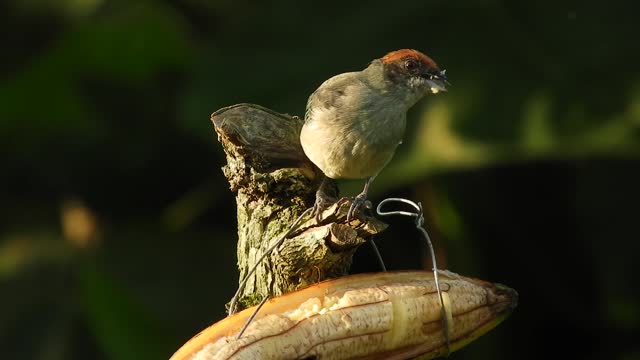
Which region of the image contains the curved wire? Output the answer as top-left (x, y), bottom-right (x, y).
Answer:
top-left (376, 197), bottom-right (451, 355)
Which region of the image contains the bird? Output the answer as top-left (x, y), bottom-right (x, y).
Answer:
top-left (300, 49), bottom-right (448, 221)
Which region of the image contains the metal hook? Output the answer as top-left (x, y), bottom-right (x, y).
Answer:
top-left (376, 197), bottom-right (451, 355)
top-left (377, 197), bottom-right (421, 217)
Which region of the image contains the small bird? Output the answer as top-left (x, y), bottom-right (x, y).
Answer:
top-left (300, 49), bottom-right (448, 220)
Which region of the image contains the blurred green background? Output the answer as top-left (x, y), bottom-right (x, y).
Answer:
top-left (1, 0), bottom-right (639, 359)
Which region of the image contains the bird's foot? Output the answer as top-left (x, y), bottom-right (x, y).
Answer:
top-left (311, 189), bottom-right (337, 222)
top-left (338, 193), bottom-right (373, 222)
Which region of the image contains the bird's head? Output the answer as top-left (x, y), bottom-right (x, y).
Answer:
top-left (379, 49), bottom-right (448, 96)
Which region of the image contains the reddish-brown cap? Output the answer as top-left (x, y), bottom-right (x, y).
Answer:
top-left (381, 49), bottom-right (439, 69)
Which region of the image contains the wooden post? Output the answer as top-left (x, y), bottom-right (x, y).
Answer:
top-left (211, 104), bottom-right (387, 312)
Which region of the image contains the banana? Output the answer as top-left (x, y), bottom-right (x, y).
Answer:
top-left (170, 270), bottom-right (517, 360)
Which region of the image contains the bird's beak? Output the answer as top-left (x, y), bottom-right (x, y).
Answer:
top-left (424, 69), bottom-right (448, 94)
top-left (426, 79), bottom-right (447, 94)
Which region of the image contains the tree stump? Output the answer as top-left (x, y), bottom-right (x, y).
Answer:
top-left (211, 104), bottom-right (387, 312)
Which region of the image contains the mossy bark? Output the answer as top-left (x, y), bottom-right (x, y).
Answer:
top-left (211, 104), bottom-right (387, 311)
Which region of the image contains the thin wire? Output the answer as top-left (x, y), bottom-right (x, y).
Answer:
top-left (369, 238), bottom-right (387, 272)
top-left (236, 295), bottom-right (270, 339)
top-left (228, 207), bottom-right (313, 316)
top-left (376, 197), bottom-right (451, 355)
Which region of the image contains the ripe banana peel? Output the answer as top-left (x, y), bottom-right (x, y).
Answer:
top-left (170, 270), bottom-right (517, 360)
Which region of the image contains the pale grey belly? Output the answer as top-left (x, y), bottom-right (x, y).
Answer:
top-left (300, 106), bottom-right (406, 180)
top-left (301, 122), bottom-right (401, 180)
top-left (325, 138), bottom-right (397, 179)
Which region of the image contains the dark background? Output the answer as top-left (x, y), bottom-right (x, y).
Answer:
top-left (1, 0), bottom-right (639, 359)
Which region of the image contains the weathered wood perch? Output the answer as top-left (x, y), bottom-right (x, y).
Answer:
top-left (211, 104), bottom-right (387, 311)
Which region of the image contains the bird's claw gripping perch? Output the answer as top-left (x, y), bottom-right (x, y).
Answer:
top-left (311, 189), bottom-right (337, 222)
top-left (337, 194), bottom-right (372, 222)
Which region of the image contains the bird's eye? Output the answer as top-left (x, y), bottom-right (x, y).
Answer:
top-left (404, 59), bottom-right (419, 72)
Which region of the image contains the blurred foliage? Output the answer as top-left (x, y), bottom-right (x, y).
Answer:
top-left (1, 0), bottom-right (639, 359)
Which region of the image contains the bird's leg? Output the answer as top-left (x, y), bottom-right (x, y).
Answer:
top-left (311, 176), bottom-right (338, 222)
top-left (345, 176), bottom-right (375, 221)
